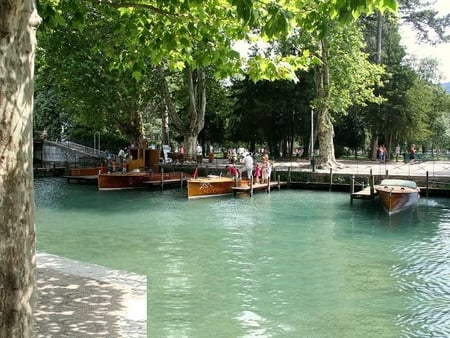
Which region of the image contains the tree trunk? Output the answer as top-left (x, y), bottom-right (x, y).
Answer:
top-left (0, 1), bottom-right (41, 336)
top-left (158, 65), bottom-right (206, 161)
top-left (317, 106), bottom-right (338, 168)
top-left (370, 133), bottom-right (379, 160)
top-left (314, 40), bottom-right (341, 169)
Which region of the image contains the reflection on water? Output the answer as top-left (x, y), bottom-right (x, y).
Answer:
top-left (34, 177), bottom-right (450, 337)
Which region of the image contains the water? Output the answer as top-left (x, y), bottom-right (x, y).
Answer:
top-left (34, 177), bottom-right (450, 337)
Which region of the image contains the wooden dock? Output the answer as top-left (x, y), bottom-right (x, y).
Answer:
top-left (350, 174), bottom-right (376, 203)
top-left (232, 180), bottom-right (287, 196)
top-left (64, 175), bottom-right (98, 184)
top-left (351, 186), bottom-right (377, 200)
top-left (143, 177), bottom-right (187, 189)
top-left (34, 166), bottom-right (66, 177)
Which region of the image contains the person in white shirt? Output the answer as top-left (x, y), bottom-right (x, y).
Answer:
top-left (240, 153), bottom-right (254, 179)
top-left (196, 144), bottom-right (203, 164)
top-left (118, 148), bottom-right (125, 168)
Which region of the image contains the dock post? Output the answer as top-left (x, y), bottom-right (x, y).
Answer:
top-left (277, 175), bottom-right (281, 190)
top-left (426, 171), bottom-right (429, 197)
top-left (350, 175), bottom-right (355, 204)
top-left (160, 167), bottom-right (164, 191)
top-left (329, 168), bottom-right (333, 191)
top-left (385, 169), bottom-right (389, 178)
top-left (288, 167), bottom-right (291, 188)
top-left (250, 176), bottom-right (254, 197)
top-left (370, 170), bottom-right (374, 200)
top-left (180, 173), bottom-right (184, 190)
top-left (267, 177), bottom-right (271, 193)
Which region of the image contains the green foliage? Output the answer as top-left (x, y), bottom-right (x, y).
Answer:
top-left (35, 4), bottom-right (159, 145)
top-left (230, 70), bottom-right (315, 156)
top-left (38, 0), bottom-right (397, 83)
top-left (324, 22), bottom-right (385, 113)
top-left (35, 0), bottom-right (399, 156)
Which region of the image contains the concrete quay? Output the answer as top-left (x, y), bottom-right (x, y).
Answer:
top-left (35, 253), bottom-right (147, 338)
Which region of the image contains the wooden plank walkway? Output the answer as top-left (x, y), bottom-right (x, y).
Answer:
top-left (64, 175), bottom-right (98, 184)
top-left (143, 177), bottom-right (187, 187)
top-left (350, 186), bottom-right (377, 200)
top-left (232, 181), bottom-right (287, 196)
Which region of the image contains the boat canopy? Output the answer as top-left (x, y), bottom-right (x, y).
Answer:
top-left (379, 179), bottom-right (417, 189)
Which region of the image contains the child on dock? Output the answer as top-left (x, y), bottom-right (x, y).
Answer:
top-left (254, 163), bottom-right (261, 183)
top-left (261, 154), bottom-right (272, 184)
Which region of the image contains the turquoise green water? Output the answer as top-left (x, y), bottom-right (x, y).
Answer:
top-left (34, 177), bottom-right (450, 337)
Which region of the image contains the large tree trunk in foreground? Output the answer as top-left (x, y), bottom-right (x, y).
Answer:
top-left (0, 0), bottom-right (40, 336)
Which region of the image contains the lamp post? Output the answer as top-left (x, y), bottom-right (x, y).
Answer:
top-left (310, 109), bottom-right (314, 160)
top-left (310, 109), bottom-right (315, 171)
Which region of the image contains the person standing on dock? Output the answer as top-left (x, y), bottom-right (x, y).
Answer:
top-left (196, 144), bottom-right (203, 164)
top-left (254, 163), bottom-right (261, 183)
top-left (111, 155), bottom-right (117, 173)
top-left (409, 144), bottom-right (416, 164)
top-left (395, 144), bottom-right (401, 162)
top-left (179, 144), bottom-right (185, 162)
top-left (261, 154), bottom-right (272, 184)
top-left (118, 148), bottom-right (125, 168)
top-left (241, 153), bottom-right (254, 179)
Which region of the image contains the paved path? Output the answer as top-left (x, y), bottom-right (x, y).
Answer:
top-left (203, 158), bottom-right (450, 177)
top-left (35, 253), bottom-right (147, 338)
top-left (259, 158), bottom-right (450, 177)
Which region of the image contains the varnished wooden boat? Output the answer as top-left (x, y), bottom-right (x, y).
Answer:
top-left (98, 171), bottom-right (186, 191)
top-left (375, 179), bottom-right (420, 214)
top-left (187, 176), bottom-right (237, 199)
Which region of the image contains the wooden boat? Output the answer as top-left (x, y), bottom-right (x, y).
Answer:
top-left (187, 175), bottom-right (237, 199)
top-left (374, 179), bottom-right (420, 214)
top-left (98, 171), bottom-right (186, 191)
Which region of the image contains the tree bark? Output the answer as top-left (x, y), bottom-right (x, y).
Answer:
top-left (0, 0), bottom-right (41, 336)
top-left (158, 64), bottom-right (206, 161)
top-left (314, 40), bottom-right (341, 169)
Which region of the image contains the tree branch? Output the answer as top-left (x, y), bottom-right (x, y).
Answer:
top-left (86, 0), bottom-right (188, 18)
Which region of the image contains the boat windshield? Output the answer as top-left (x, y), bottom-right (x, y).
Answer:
top-left (380, 179), bottom-right (417, 189)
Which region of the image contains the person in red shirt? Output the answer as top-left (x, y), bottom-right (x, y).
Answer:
top-left (225, 165), bottom-right (239, 179)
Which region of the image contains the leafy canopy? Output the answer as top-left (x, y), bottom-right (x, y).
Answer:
top-left (38, 0), bottom-right (398, 82)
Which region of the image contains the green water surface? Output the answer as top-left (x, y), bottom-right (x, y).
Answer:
top-left (34, 177), bottom-right (450, 337)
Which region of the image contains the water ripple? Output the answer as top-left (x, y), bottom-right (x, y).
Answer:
top-left (391, 209), bottom-right (450, 336)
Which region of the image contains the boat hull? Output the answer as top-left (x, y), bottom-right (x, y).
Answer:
top-left (187, 177), bottom-right (235, 199)
top-left (98, 172), bottom-right (186, 190)
top-left (375, 179), bottom-right (420, 214)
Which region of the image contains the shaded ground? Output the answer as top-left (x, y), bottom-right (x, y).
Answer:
top-left (35, 253), bottom-right (146, 338)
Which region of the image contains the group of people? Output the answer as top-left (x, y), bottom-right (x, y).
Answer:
top-left (377, 145), bottom-right (387, 162)
top-left (226, 153), bottom-right (272, 184)
top-left (379, 144), bottom-right (417, 164)
top-left (104, 148), bottom-right (128, 173)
